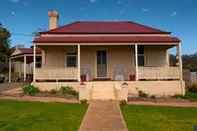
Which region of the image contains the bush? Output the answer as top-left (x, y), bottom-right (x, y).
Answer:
top-left (23, 85), bottom-right (39, 96)
top-left (172, 94), bottom-right (184, 99)
top-left (120, 100), bottom-right (127, 105)
top-left (50, 89), bottom-right (58, 94)
top-left (138, 90), bottom-right (148, 98)
top-left (188, 83), bottom-right (197, 93)
top-left (80, 99), bottom-right (88, 104)
top-left (60, 86), bottom-right (78, 96)
top-left (184, 92), bottom-right (197, 100)
top-left (173, 92), bottom-right (197, 101)
top-left (150, 95), bottom-right (156, 99)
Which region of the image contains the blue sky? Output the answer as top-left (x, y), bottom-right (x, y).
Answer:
top-left (0, 0), bottom-right (197, 54)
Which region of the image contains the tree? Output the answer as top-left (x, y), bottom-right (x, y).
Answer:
top-left (182, 52), bottom-right (197, 72)
top-left (170, 52), bottom-right (197, 72)
top-left (0, 24), bottom-right (11, 63)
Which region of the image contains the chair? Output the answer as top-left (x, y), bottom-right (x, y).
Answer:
top-left (114, 65), bottom-right (125, 81)
top-left (81, 65), bottom-right (91, 81)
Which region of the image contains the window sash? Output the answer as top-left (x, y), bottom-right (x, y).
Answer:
top-left (66, 53), bottom-right (77, 67)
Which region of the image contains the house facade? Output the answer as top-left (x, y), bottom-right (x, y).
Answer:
top-left (32, 11), bottom-right (185, 100)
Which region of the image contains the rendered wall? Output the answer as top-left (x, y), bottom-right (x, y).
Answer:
top-left (128, 81), bottom-right (185, 97)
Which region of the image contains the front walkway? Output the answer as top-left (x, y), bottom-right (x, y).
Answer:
top-left (78, 100), bottom-right (128, 131)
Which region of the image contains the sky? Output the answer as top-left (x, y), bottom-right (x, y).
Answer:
top-left (0, 0), bottom-right (197, 54)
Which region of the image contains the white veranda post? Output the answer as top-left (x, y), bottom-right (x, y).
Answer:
top-left (23, 55), bottom-right (27, 82)
top-left (78, 44), bottom-right (81, 82)
top-left (176, 43), bottom-right (183, 80)
top-left (33, 44), bottom-right (36, 82)
top-left (135, 44), bottom-right (138, 81)
top-left (176, 42), bottom-right (185, 95)
top-left (8, 58), bottom-right (12, 83)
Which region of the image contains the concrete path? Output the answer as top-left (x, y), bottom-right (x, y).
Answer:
top-left (78, 100), bottom-right (128, 131)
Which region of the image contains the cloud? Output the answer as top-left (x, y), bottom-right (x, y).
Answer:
top-left (89, 0), bottom-right (96, 3)
top-left (171, 11), bottom-right (177, 17)
top-left (9, 0), bottom-right (20, 3)
top-left (142, 8), bottom-right (150, 12)
top-left (117, 0), bottom-right (122, 5)
top-left (11, 11), bottom-right (16, 16)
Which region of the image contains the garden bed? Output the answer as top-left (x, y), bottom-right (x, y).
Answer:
top-left (0, 85), bottom-right (79, 103)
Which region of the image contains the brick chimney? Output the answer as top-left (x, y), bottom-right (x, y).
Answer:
top-left (48, 10), bottom-right (59, 30)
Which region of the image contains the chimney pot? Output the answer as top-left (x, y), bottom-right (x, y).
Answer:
top-left (48, 10), bottom-right (59, 30)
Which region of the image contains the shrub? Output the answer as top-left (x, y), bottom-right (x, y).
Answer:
top-left (23, 85), bottom-right (39, 96)
top-left (150, 95), bottom-right (156, 99)
top-left (138, 90), bottom-right (148, 98)
top-left (172, 94), bottom-right (184, 99)
top-left (120, 100), bottom-right (127, 105)
top-left (188, 83), bottom-right (197, 93)
top-left (184, 92), bottom-right (197, 100)
top-left (50, 89), bottom-right (58, 94)
top-left (60, 86), bottom-right (78, 96)
top-left (80, 99), bottom-right (88, 104)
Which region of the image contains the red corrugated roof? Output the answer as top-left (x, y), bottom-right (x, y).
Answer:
top-left (40, 21), bottom-right (170, 34)
top-left (11, 48), bottom-right (42, 57)
top-left (34, 36), bottom-right (180, 44)
top-left (20, 48), bottom-right (41, 54)
top-left (18, 48), bottom-right (41, 54)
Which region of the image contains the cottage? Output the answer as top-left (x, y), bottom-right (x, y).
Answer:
top-left (32, 10), bottom-right (185, 100)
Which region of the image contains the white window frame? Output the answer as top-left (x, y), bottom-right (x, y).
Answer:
top-left (65, 52), bottom-right (77, 68)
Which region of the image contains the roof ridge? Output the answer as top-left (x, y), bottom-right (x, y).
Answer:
top-left (126, 21), bottom-right (171, 34)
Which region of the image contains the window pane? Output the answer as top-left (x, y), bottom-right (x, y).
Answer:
top-left (67, 55), bottom-right (77, 67)
top-left (138, 46), bottom-right (144, 54)
top-left (36, 57), bottom-right (42, 68)
top-left (138, 55), bottom-right (144, 66)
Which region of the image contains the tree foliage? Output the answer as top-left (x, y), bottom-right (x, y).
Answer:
top-left (170, 52), bottom-right (197, 72)
top-left (182, 52), bottom-right (197, 72)
top-left (0, 24), bottom-right (11, 63)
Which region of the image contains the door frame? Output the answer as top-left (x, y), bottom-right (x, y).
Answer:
top-left (95, 50), bottom-right (108, 78)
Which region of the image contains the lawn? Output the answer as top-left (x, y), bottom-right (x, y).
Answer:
top-left (121, 105), bottom-right (197, 131)
top-left (0, 100), bottom-right (87, 131)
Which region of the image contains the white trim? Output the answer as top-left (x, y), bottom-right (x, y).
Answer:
top-left (166, 49), bottom-right (169, 66)
top-left (8, 58), bottom-right (11, 83)
top-left (135, 44), bottom-right (139, 81)
top-left (77, 44), bottom-right (81, 82)
top-left (35, 42), bottom-right (179, 46)
top-left (33, 44), bottom-right (36, 82)
top-left (177, 43), bottom-right (183, 80)
top-left (23, 55), bottom-right (27, 82)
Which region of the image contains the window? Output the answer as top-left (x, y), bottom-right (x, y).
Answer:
top-left (138, 46), bottom-right (144, 66)
top-left (36, 57), bottom-right (42, 68)
top-left (66, 52), bottom-right (77, 67)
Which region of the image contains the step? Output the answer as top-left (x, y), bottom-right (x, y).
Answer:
top-left (91, 83), bottom-right (116, 100)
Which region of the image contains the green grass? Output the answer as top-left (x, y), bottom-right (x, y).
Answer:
top-left (121, 105), bottom-right (197, 131)
top-left (0, 100), bottom-right (87, 131)
top-left (174, 92), bottom-right (197, 101)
